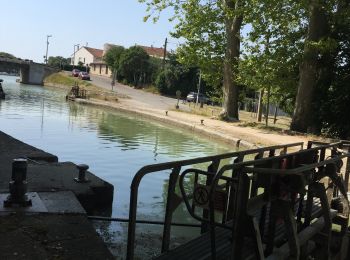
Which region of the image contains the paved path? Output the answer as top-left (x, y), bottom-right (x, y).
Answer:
top-left (91, 74), bottom-right (189, 111)
top-left (79, 75), bottom-right (316, 148)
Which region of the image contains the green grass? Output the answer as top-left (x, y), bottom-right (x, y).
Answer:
top-left (44, 72), bottom-right (93, 88)
top-left (44, 72), bottom-right (120, 102)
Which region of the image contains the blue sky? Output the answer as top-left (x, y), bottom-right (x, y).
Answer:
top-left (0, 0), bottom-right (179, 62)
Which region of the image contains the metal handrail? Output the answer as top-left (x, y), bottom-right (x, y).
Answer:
top-left (126, 142), bottom-right (303, 259)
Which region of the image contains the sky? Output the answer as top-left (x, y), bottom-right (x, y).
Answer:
top-left (0, 0), bottom-right (179, 62)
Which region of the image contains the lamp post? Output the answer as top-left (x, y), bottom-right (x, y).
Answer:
top-left (73, 44), bottom-right (80, 68)
top-left (45, 35), bottom-right (52, 64)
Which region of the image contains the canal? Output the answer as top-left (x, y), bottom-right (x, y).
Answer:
top-left (0, 75), bottom-right (234, 257)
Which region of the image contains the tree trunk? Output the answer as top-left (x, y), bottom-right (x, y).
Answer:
top-left (265, 85), bottom-right (271, 126)
top-left (291, 0), bottom-right (329, 132)
top-left (257, 89), bottom-right (264, 122)
top-left (220, 0), bottom-right (243, 121)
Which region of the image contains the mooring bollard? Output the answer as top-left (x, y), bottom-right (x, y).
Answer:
top-left (74, 164), bottom-right (90, 183)
top-left (4, 158), bottom-right (32, 207)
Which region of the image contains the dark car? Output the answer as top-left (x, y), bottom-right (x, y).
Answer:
top-left (186, 92), bottom-right (209, 104)
top-left (72, 69), bottom-right (80, 77)
top-left (78, 71), bottom-right (90, 80)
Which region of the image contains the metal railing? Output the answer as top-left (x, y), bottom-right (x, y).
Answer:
top-left (126, 142), bottom-right (303, 259)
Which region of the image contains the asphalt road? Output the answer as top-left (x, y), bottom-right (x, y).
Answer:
top-left (90, 74), bottom-right (189, 111)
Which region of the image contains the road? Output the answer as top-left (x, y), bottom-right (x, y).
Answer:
top-left (90, 74), bottom-right (189, 111)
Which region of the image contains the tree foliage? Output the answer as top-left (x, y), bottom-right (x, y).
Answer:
top-left (139, 0), bottom-right (350, 137)
top-left (119, 46), bottom-right (150, 87)
top-left (139, 0), bottom-right (243, 120)
top-left (103, 46), bottom-right (125, 76)
top-left (155, 53), bottom-right (199, 96)
top-left (0, 52), bottom-right (16, 59)
top-left (47, 56), bottom-right (70, 68)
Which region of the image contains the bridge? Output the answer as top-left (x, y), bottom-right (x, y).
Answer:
top-left (0, 57), bottom-right (58, 85)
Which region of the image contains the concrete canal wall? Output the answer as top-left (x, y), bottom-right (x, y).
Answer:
top-left (0, 131), bottom-right (115, 259)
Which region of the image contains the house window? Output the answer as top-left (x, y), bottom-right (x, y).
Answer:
top-left (106, 66), bottom-right (108, 74)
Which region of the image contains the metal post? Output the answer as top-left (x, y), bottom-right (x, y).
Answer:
top-left (73, 44), bottom-right (79, 68)
top-left (161, 167), bottom-right (181, 253)
top-left (45, 35), bottom-right (52, 64)
top-left (4, 158), bottom-right (32, 207)
top-left (196, 70), bottom-right (202, 106)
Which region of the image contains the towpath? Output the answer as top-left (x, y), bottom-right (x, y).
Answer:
top-left (88, 74), bottom-right (314, 147)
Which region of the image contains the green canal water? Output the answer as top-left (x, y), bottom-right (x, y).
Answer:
top-left (0, 75), bottom-right (234, 257)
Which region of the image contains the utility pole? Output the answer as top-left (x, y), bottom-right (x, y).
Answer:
top-left (45, 35), bottom-right (52, 64)
top-left (73, 44), bottom-right (79, 68)
top-left (162, 37), bottom-right (167, 69)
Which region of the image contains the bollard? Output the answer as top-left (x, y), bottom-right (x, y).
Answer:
top-left (165, 111), bottom-right (168, 116)
top-left (201, 119), bottom-right (204, 125)
top-left (4, 158), bottom-right (32, 207)
top-left (74, 164), bottom-right (90, 183)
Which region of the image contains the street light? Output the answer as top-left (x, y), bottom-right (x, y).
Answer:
top-left (45, 35), bottom-right (52, 64)
top-left (73, 44), bottom-right (80, 68)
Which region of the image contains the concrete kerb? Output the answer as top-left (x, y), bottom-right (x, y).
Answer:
top-left (74, 98), bottom-right (258, 149)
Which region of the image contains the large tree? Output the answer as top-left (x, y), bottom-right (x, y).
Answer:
top-left (290, 0), bottom-right (350, 134)
top-left (119, 46), bottom-right (150, 86)
top-left (291, 0), bottom-right (331, 132)
top-left (139, 0), bottom-right (244, 120)
top-left (103, 46), bottom-right (125, 80)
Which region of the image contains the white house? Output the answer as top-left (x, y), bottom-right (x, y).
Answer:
top-left (71, 43), bottom-right (167, 78)
top-left (71, 46), bottom-right (103, 66)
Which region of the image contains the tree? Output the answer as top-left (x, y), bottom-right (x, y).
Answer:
top-left (103, 46), bottom-right (125, 80)
top-left (139, 0), bottom-right (244, 120)
top-left (0, 52), bottom-right (16, 59)
top-left (238, 0), bottom-right (305, 119)
top-left (291, 0), bottom-right (331, 132)
top-left (289, 0), bottom-right (350, 135)
top-left (119, 46), bottom-right (150, 87)
top-left (47, 56), bottom-right (70, 68)
top-left (155, 53), bottom-right (199, 95)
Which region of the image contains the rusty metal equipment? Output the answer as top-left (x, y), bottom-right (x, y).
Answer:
top-left (66, 83), bottom-right (87, 100)
top-left (4, 159), bottom-right (32, 207)
top-left (174, 142), bottom-right (350, 259)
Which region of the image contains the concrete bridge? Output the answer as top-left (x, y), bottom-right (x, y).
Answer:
top-left (0, 57), bottom-right (58, 85)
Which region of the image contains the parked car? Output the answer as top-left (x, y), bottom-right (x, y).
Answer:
top-left (72, 69), bottom-right (80, 77)
top-left (78, 71), bottom-right (90, 80)
top-left (186, 92), bottom-right (209, 104)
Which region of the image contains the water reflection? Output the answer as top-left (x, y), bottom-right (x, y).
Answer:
top-left (0, 75), bottom-right (234, 258)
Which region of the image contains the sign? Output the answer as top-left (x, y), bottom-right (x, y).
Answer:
top-left (193, 184), bottom-right (228, 211)
top-left (194, 185), bottom-right (209, 207)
